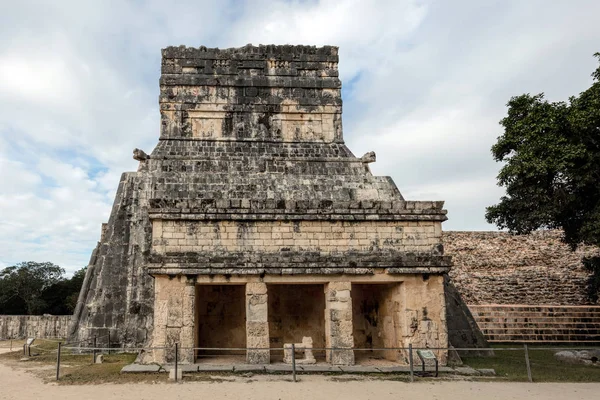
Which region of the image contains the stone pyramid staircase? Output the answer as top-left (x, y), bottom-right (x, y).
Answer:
top-left (469, 305), bottom-right (600, 343)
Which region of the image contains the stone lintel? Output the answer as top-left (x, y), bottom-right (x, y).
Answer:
top-left (148, 213), bottom-right (448, 223)
top-left (147, 267), bottom-right (450, 276)
top-left (147, 199), bottom-right (447, 215)
top-left (150, 273), bottom-right (436, 284)
top-left (147, 253), bottom-right (452, 269)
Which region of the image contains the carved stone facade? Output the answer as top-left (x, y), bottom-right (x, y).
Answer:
top-left (69, 45), bottom-right (451, 365)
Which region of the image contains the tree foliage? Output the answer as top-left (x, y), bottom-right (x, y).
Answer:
top-left (486, 53), bottom-right (600, 249)
top-left (0, 262), bottom-right (86, 315)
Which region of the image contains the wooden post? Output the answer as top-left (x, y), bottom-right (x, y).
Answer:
top-left (92, 336), bottom-right (97, 363)
top-left (56, 342), bottom-right (62, 381)
top-left (524, 344), bottom-right (532, 382)
top-left (409, 344), bottom-right (414, 382)
top-left (291, 343), bottom-right (297, 382)
top-left (174, 343), bottom-right (179, 382)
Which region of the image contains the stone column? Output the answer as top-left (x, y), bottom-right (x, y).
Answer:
top-left (246, 282), bottom-right (270, 364)
top-left (180, 280), bottom-right (196, 363)
top-left (324, 282), bottom-right (355, 365)
top-left (151, 275), bottom-right (195, 364)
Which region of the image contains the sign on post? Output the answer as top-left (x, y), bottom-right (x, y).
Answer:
top-left (26, 338), bottom-right (35, 356)
top-left (416, 349), bottom-right (438, 377)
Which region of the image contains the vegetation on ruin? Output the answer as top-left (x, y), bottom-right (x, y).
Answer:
top-left (486, 53), bottom-right (600, 301)
top-left (486, 53), bottom-right (600, 250)
top-left (0, 262), bottom-right (86, 315)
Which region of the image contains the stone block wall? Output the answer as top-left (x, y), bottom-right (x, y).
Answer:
top-left (445, 230), bottom-right (600, 305)
top-left (160, 45), bottom-right (343, 143)
top-left (152, 220), bottom-right (440, 254)
top-left (0, 315), bottom-right (71, 339)
top-left (399, 275), bottom-right (448, 364)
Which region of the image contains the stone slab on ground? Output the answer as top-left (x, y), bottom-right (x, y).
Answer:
top-left (296, 365), bottom-right (337, 372)
top-left (337, 365), bottom-right (388, 373)
top-left (122, 362), bottom-right (492, 377)
top-left (453, 366), bottom-right (480, 376)
top-left (232, 364), bottom-right (267, 373)
top-left (165, 364), bottom-right (200, 372)
top-left (477, 368), bottom-right (496, 376)
top-left (121, 364), bottom-right (162, 373)
top-left (196, 365), bottom-right (235, 372)
top-left (265, 364), bottom-right (293, 373)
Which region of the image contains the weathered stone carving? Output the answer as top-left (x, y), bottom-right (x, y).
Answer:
top-left (360, 151), bottom-right (376, 163)
top-left (69, 44), bottom-right (451, 366)
top-left (133, 148), bottom-right (150, 161)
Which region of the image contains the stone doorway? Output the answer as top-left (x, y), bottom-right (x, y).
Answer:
top-left (352, 283), bottom-right (402, 364)
top-left (195, 284), bottom-right (246, 363)
top-left (267, 284), bottom-right (326, 363)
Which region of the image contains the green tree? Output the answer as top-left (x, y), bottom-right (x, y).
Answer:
top-left (486, 53), bottom-right (600, 249)
top-left (41, 267), bottom-right (87, 314)
top-left (0, 262), bottom-right (64, 314)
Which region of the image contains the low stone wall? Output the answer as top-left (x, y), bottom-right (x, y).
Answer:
top-left (444, 231), bottom-right (600, 305)
top-left (0, 315), bottom-right (71, 339)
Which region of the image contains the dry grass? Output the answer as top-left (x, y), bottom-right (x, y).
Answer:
top-left (462, 346), bottom-right (600, 382)
top-left (0, 340), bottom-right (165, 384)
top-left (1, 341), bottom-right (599, 384)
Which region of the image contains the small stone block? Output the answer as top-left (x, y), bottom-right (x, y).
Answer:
top-left (169, 368), bottom-right (183, 380)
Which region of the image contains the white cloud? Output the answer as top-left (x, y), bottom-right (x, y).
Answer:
top-left (0, 0), bottom-right (599, 272)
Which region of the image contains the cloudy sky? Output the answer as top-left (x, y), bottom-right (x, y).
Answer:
top-left (1, 0), bottom-right (599, 273)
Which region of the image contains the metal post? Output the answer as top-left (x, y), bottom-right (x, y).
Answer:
top-left (92, 336), bottom-right (97, 363)
top-left (409, 344), bottom-right (414, 382)
top-left (56, 342), bottom-right (62, 381)
top-left (108, 331), bottom-right (111, 354)
top-left (524, 344), bottom-right (532, 382)
top-left (23, 344), bottom-right (25, 356)
top-left (174, 343), bottom-right (179, 382)
top-left (291, 344), bottom-right (297, 382)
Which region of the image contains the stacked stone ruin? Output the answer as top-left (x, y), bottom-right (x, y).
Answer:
top-left (69, 44), bottom-right (452, 365)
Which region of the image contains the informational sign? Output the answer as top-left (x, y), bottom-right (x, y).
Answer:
top-left (417, 349), bottom-right (436, 359)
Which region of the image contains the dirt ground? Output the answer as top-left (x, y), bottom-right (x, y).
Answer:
top-left (0, 363), bottom-right (599, 400)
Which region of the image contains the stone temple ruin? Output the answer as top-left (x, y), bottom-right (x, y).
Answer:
top-left (69, 44), bottom-right (452, 365)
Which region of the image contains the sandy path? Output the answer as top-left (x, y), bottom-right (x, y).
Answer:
top-left (0, 363), bottom-right (598, 400)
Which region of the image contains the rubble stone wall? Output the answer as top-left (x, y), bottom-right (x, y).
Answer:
top-left (0, 315), bottom-right (71, 339)
top-left (445, 230), bottom-right (600, 305)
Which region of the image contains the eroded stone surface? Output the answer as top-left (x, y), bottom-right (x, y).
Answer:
top-left (69, 45), bottom-right (451, 366)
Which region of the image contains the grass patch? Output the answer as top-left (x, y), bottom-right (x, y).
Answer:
top-left (0, 339), bottom-right (27, 349)
top-left (56, 353), bottom-right (168, 384)
top-left (462, 346), bottom-right (600, 382)
top-left (0, 340), bottom-right (164, 384)
top-left (2, 341), bottom-right (599, 383)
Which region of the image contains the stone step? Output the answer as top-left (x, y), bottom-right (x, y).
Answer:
top-left (468, 305), bottom-right (600, 343)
